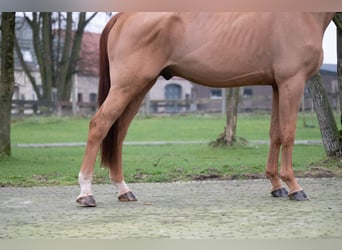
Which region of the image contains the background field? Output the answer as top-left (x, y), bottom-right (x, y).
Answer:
top-left (0, 113), bottom-right (341, 187)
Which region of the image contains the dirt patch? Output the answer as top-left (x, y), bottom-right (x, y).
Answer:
top-left (188, 167), bottom-right (225, 181)
top-left (190, 173), bottom-right (222, 181)
top-left (299, 167), bottom-right (336, 178)
top-left (189, 171), bottom-right (265, 181)
top-left (297, 158), bottom-right (342, 178)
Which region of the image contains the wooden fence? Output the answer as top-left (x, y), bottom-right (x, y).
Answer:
top-left (11, 94), bottom-right (340, 117)
top-left (11, 100), bottom-right (97, 116)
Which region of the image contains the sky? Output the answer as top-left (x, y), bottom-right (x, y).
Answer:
top-left (322, 22), bottom-right (337, 64)
top-left (87, 12), bottom-right (338, 65)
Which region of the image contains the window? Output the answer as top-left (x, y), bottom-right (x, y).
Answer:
top-left (78, 93), bottom-right (83, 103)
top-left (164, 83), bottom-right (182, 113)
top-left (243, 88), bottom-right (253, 96)
top-left (165, 83), bottom-right (182, 100)
top-left (210, 89), bottom-right (222, 99)
top-left (89, 93), bottom-right (97, 103)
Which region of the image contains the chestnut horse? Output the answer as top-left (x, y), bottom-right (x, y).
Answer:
top-left (77, 12), bottom-right (335, 206)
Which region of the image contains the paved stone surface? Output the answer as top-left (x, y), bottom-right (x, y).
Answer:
top-left (0, 178), bottom-right (341, 239)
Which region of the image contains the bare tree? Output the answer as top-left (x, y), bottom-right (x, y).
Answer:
top-left (15, 12), bottom-right (97, 102)
top-left (0, 12), bottom-right (16, 156)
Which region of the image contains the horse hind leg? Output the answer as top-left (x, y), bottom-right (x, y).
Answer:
top-left (108, 80), bottom-right (156, 202)
top-left (266, 86), bottom-right (288, 198)
top-left (76, 97), bottom-right (129, 206)
top-left (76, 105), bottom-right (114, 206)
top-left (76, 75), bottom-right (154, 206)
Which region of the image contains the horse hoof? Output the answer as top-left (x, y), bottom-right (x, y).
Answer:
top-left (76, 195), bottom-right (97, 207)
top-left (118, 191), bottom-right (138, 202)
top-left (271, 187), bottom-right (288, 197)
top-left (288, 190), bottom-right (308, 201)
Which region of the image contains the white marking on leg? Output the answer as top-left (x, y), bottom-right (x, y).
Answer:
top-left (113, 180), bottom-right (131, 196)
top-left (77, 172), bottom-right (93, 199)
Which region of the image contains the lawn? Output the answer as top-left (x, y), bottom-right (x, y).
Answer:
top-left (0, 113), bottom-right (341, 187)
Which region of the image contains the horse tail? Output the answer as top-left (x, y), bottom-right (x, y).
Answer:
top-left (98, 13), bottom-right (121, 167)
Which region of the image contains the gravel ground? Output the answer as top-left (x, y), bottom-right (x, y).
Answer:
top-left (0, 178), bottom-right (341, 239)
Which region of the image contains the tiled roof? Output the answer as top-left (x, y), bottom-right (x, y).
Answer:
top-left (78, 32), bottom-right (101, 76)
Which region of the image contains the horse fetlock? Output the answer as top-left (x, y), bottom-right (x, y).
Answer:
top-left (113, 180), bottom-right (131, 196)
top-left (265, 170), bottom-right (277, 180)
top-left (279, 171), bottom-right (294, 183)
top-left (78, 172), bottom-right (93, 197)
top-left (265, 171), bottom-right (283, 190)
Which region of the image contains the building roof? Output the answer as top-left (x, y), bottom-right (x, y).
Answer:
top-left (78, 32), bottom-right (101, 76)
top-left (320, 63), bottom-right (337, 73)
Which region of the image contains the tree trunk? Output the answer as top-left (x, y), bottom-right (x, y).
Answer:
top-left (59, 12), bottom-right (97, 101)
top-left (211, 87), bottom-right (245, 147)
top-left (307, 73), bottom-right (341, 158)
top-left (0, 12), bottom-right (16, 156)
top-left (333, 13), bottom-right (342, 126)
top-left (225, 87), bottom-right (240, 145)
top-left (41, 13), bottom-right (53, 101)
top-left (56, 12), bottom-right (73, 101)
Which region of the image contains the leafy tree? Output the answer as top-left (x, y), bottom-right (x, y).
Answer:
top-left (0, 12), bottom-right (15, 156)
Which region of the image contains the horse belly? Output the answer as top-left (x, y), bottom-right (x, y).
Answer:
top-left (170, 45), bottom-right (274, 87)
top-left (168, 13), bottom-right (275, 87)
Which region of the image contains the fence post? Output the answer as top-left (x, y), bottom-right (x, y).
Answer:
top-left (71, 74), bottom-right (78, 115)
top-left (143, 91), bottom-right (150, 116)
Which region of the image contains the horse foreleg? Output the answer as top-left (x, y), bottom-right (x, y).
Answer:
top-left (278, 76), bottom-right (308, 201)
top-left (108, 81), bottom-right (155, 202)
top-left (266, 86), bottom-right (288, 197)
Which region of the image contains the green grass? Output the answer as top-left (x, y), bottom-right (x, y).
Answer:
top-left (1, 113), bottom-right (341, 187)
top-left (11, 116), bottom-right (89, 143)
top-left (12, 114), bottom-right (321, 144)
top-left (122, 113), bottom-right (324, 142)
top-left (11, 113), bottom-right (323, 143)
